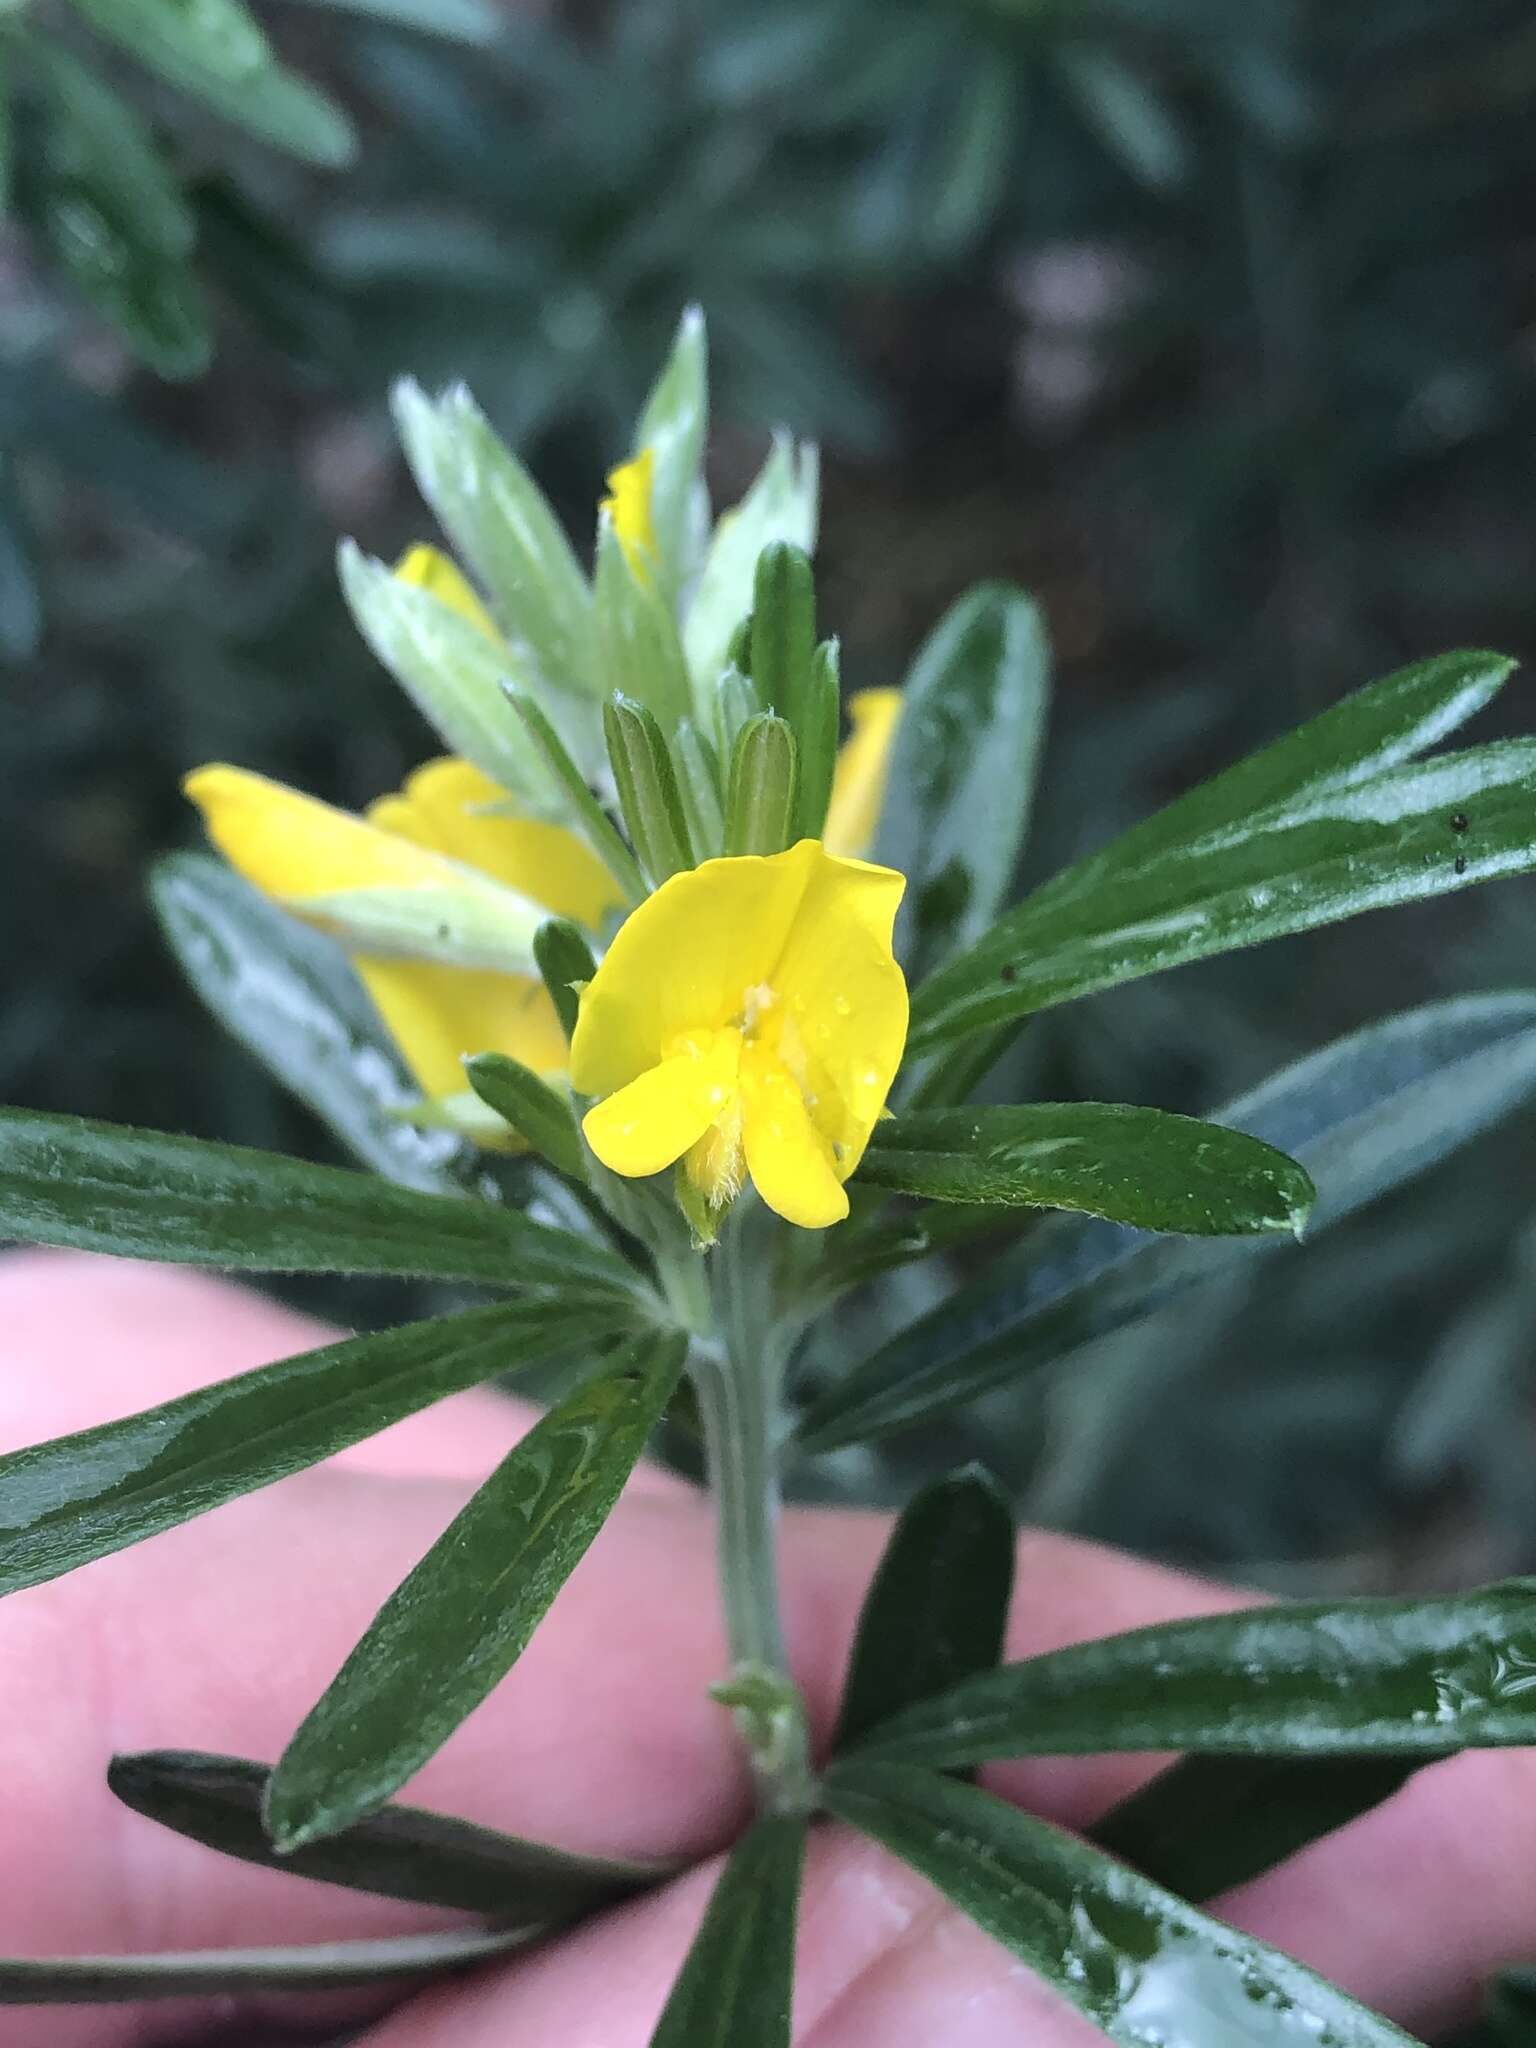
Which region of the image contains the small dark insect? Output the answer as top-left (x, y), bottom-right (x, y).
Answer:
top-left (1455, 854), bottom-right (1468, 875)
top-left (1450, 811), bottom-right (1470, 833)
top-left (999, 963), bottom-right (1019, 983)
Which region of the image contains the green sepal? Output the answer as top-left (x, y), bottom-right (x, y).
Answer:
top-left (714, 662), bottom-right (760, 757)
top-left (464, 1051), bottom-right (585, 1179)
top-left (793, 639), bottom-right (841, 842)
top-left (594, 517), bottom-right (693, 732)
top-left (748, 542), bottom-right (817, 737)
top-left (507, 688), bottom-right (645, 904)
top-left (604, 694), bottom-right (696, 884)
top-left (725, 713), bottom-right (799, 856)
top-left (535, 917), bottom-right (598, 1040)
top-left (673, 718), bottom-right (726, 858)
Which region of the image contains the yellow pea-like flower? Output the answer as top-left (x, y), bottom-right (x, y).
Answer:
top-left (823, 688), bottom-right (902, 860)
top-left (602, 447), bottom-right (659, 585)
top-left (185, 756), bottom-right (621, 1121)
top-left (570, 839), bottom-right (908, 1230)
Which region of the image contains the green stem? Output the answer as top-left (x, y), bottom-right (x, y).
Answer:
top-left (665, 1229), bottom-right (815, 1816)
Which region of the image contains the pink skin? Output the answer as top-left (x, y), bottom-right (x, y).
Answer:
top-left (0, 1251), bottom-right (1531, 2046)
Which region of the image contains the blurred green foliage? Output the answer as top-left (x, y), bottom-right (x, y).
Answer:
top-left (6, 0), bottom-right (1536, 1609)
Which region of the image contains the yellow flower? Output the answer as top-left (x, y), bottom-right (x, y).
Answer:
top-left (570, 839), bottom-right (908, 1229)
top-left (823, 688), bottom-right (902, 859)
top-left (602, 448), bottom-right (659, 584)
top-left (185, 756), bottom-right (621, 1116)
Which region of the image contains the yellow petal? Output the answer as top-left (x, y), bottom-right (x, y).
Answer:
top-left (394, 544), bottom-right (500, 643)
top-left (186, 764), bottom-right (473, 900)
top-left (355, 956), bottom-right (567, 1101)
top-left (740, 1047), bottom-right (848, 1229)
top-left (601, 447), bottom-right (658, 584)
top-left (582, 1029), bottom-right (741, 1180)
top-left (823, 688), bottom-right (903, 859)
top-left (569, 852), bottom-right (810, 1100)
top-left (369, 757), bottom-right (621, 929)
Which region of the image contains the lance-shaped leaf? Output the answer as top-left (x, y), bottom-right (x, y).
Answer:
top-left (876, 585), bottom-right (1050, 979)
top-left (825, 1763), bottom-right (1421, 2048)
top-left (0, 1926), bottom-right (526, 2005)
top-left (0, 1106), bottom-right (632, 1288)
top-left (633, 304), bottom-right (708, 599)
top-left (595, 517), bottom-right (693, 732)
top-left (338, 540), bottom-right (582, 808)
top-left (846, 1580), bottom-right (1536, 1770)
top-left (908, 649), bottom-right (1531, 1052)
top-left (858, 1103), bottom-right (1313, 1237)
top-left (150, 853), bottom-right (466, 1195)
top-left (833, 1466), bottom-right (1014, 1755)
top-left (648, 1816), bottom-right (805, 2048)
top-left (684, 434), bottom-right (818, 699)
top-left (68, 0), bottom-right (356, 166)
top-left (110, 1750), bottom-right (669, 1918)
top-left (391, 379), bottom-right (595, 698)
top-left (1091, 1754), bottom-right (1425, 1903)
top-left (0, 1300), bottom-right (625, 1598)
top-left (797, 991), bottom-right (1536, 1450)
top-left (266, 1331), bottom-right (687, 1850)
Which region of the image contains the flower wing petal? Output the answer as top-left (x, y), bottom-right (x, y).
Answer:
top-left (355, 957), bottom-right (567, 1100)
top-left (186, 765), bottom-right (470, 899)
top-left (373, 758), bottom-right (620, 929)
top-left (741, 1051), bottom-right (849, 1229)
top-left (394, 544), bottom-right (500, 642)
top-left (582, 1032), bottom-right (740, 1180)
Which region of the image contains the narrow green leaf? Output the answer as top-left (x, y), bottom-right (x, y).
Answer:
top-left (266, 1331), bottom-right (687, 1849)
top-left (849, 1580), bottom-right (1536, 1769)
top-left (392, 379), bottom-right (595, 698)
top-left (279, 0), bottom-right (500, 39)
top-left (0, 1925), bottom-right (526, 2003)
top-left (673, 717), bottom-right (726, 858)
top-left (604, 694), bottom-right (695, 883)
top-left (792, 639), bottom-right (840, 843)
top-left (69, 0), bottom-right (356, 165)
top-left (466, 1052), bottom-right (584, 1179)
top-left (507, 690), bottom-right (646, 904)
top-left (860, 1103), bottom-right (1313, 1236)
top-left (833, 1466), bottom-right (1014, 1755)
top-left (798, 991), bottom-right (1536, 1450)
top-left (0, 1301), bottom-right (623, 1598)
top-left (35, 42), bottom-right (193, 258)
top-left (595, 518), bottom-right (693, 732)
top-left (338, 539), bottom-right (578, 809)
top-left (749, 542), bottom-right (817, 737)
top-left (535, 917), bottom-right (598, 1040)
top-left (725, 713), bottom-right (798, 856)
top-left (684, 434), bottom-right (818, 698)
top-left (0, 1105), bottom-right (632, 1288)
top-left (909, 651), bottom-right (1529, 1053)
top-left (825, 1764), bottom-right (1420, 2047)
top-left (1091, 1755), bottom-right (1425, 1903)
top-left (1056, 47), bottom-right (1189, 190)
top-left (150, 852), bottom-right (465, 1194)
top-left (633, 304), bottom-right (708, 599)
top-left (110, 1750), bottom-right (668, 1917)
top-left (648, 1815), bottom-right (805, 2048)
top-left (877, 586), bottom-right (1050, 978)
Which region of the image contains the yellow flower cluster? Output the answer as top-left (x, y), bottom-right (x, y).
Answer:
top-left (186, 471), bottom-right (909, 1228)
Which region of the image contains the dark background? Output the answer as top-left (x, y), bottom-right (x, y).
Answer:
top-left (7, 0), bottom-right (1536, 1591)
